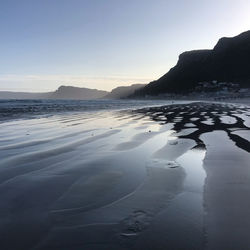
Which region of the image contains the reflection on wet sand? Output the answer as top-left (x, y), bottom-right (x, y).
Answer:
top-left (134, 102), bottom-right (250, 152)
top-left (0, 102), bottom-right (249, 250)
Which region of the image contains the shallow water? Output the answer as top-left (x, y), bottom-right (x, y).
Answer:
top-left (0, 99), bottom-right (188, 122)
top-left (0, 101), bottom-right (249, 250)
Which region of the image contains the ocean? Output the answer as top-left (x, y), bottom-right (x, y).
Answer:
top-left (0, 99), bottom-right (177, 121)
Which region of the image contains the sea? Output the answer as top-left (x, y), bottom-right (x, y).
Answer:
top-left (0, 99), bottom-right (187, 121)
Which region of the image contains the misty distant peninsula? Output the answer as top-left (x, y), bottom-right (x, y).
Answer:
top-left (1, 30), bottom-right (249, 100)
top-left (0, 84), bottom-right (146, 100)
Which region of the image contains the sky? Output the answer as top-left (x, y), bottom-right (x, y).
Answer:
top-left (0, 0), bottom-right (250, 92)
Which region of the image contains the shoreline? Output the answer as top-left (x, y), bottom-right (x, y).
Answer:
top-left (0, 101), bottom-right (249, 249)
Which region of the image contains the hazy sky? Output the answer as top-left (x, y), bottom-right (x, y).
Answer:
top-left (0, 0), bottom-right (250, 92)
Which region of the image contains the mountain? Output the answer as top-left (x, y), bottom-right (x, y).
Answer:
top-left (104, 84), bottom-right (146, 99)
top-left (133, 30), bottom-right (250, 97)
top-left (0, 91), bottom-right (52, 99)
top-left (0, 86), bottom-right (108, 100)
top-left (49, 86), bottom-right (108, 100)
top-left (0, 85), bottom-right (146, 100)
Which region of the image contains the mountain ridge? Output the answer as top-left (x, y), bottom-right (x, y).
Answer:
top-left (50, 85), bottom-right (108, 100)
top-left (0, 84), bottom-right (146, 100)
top-left (133, 30), bottom-right (250, 97)
top-left (104, 84), bottom-right (146, 99)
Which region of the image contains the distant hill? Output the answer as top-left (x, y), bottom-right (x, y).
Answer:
top-left (0, 91), bottom-right (52, 99)
top-left (133, 30), bottom-right (250, 97)
top-left (0, 86), bottom-right (108, 100)
top-left (0, 84), bottom-right (146, 100)
top-left (50, 86), bottom-right (108, 100)
top-left (104, 84), bottom-right (146, 99)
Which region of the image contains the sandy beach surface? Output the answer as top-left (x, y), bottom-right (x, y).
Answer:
top-left (0, 101), bottom-right (249, 250)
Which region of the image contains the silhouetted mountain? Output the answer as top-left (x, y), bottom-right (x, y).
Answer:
top-left (0, 91), bottom-right (52, 99)
top-left (133, 30), bottom-right (250, 97)
top-left (50, 86), bottom-right (108, 100)
top-left (0, 86), bottom-right (108, 100)
top-left (104, 84), bottom-right (146, 99)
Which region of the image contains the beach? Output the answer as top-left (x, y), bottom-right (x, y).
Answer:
top-left (0, 100), bottom-right (249, 250)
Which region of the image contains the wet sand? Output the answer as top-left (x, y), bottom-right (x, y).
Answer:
top-left (0, 102), bottom-right (249, 250)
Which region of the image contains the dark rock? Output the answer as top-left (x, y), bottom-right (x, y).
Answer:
top-left (133, 30), bottom-right (250, 96)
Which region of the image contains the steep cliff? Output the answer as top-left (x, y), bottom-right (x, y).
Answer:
top-left (134, 30), bottom-right (250, 96)
top-left (50, 86), bottom-right (108, 100)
